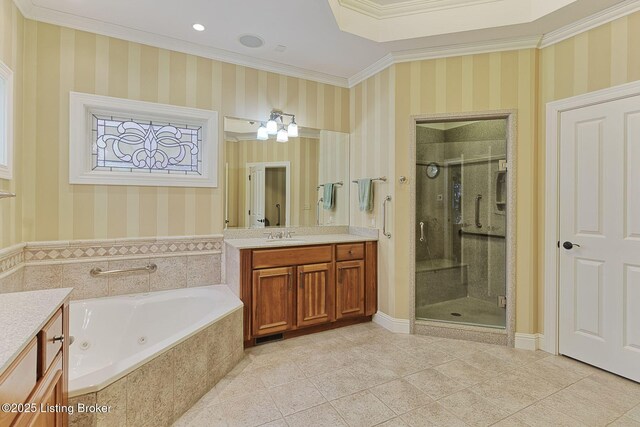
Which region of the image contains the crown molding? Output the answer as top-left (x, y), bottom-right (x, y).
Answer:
top-left (539, 0), bottom-right (640, 48)
top-left (11, 0), bottom-right (349, 88)
top-left (347, 53), bottom-right (395, 87)
top-left (348, 35), bottom-right (541, 87)
top-left (338, 0), bottom-right (498, 19)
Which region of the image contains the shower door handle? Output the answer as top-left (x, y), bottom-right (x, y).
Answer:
top-left (475, 195), bottom-right (482, 228)
top-left (419, 222), bottom-right (425, 242)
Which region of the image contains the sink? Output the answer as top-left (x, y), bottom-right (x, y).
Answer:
top-left (263, 239), bottom-right (306, 244)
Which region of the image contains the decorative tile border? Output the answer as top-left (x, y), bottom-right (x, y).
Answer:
top-left (0, 235), bottom-right (223, 275)
top-left (24, 236), bottom-right (223, 263)
top-left (0, 244), bottom-right (25, 276)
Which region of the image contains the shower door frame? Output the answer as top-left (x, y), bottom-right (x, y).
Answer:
top-left (408, 110), bottom-right (517, 347)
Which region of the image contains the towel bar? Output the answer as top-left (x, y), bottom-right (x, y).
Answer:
top-left (351, 176), bottom-right (387, 183)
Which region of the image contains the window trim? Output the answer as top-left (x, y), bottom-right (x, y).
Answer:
top-left (0, 60), bottom-right (14, 180)
top-left (69, 92), bottom-right (218, 188)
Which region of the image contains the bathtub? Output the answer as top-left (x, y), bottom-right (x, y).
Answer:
top-left (69, 285), bottom-right (243, 397)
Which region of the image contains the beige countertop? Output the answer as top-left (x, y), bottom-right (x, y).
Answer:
top-left (224, 233), bottom-right (378, 250)
top-left (0, 288), bottom-right (72, 372)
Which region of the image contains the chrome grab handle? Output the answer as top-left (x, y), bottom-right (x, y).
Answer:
top-left (52, 335), bottom-right (64, 343)
top-left (419, 221), bottom-right (425, 242)
top-left (475, 194), bottom-right (482, 228)
top-left (383, 195), bottom-right (392, 239)
top-left (90, 263), bottom-right (157, 277)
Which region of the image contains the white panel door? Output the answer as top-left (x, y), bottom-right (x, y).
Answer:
top-left (559, 95), bottom-right (640, 382)
top-left (248, 165), bottom-right (266, 228)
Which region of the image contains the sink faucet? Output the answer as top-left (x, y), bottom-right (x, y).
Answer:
top-left (285, 230), bottom-right (295, 239)
top-left (274, 231), bottom-right (284, 239)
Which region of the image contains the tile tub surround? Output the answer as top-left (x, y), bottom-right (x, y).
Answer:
top-left (0, 287), bottom-right (72, 371)
top-left (174, 322), bottom-right (640, 427)
top-left (69, 308), bottom-right (244, 427)
top-left (0, 235), bottom-right (224, 299)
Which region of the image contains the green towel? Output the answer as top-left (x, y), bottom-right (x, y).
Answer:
top-left (323, 184), bottom-right (335, 210)
top-left (358, 179), bottom-right (373, 212)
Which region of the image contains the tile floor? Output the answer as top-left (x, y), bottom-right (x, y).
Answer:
top-left (173, 322), bottom-right (640, 427)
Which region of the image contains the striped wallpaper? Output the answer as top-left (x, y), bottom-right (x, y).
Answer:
top-left (318, 130), bottom-right (350, 226)
top-left (536, 11), bottom-right (640, 333)
top-left (225, 136), bottom-right (320, 228)
top-left (0, 0), bottom-right (23, 248)
top-left (349, 66), bottom-right (396, 315)
top-left (18, 20), bottom-right (349, 243)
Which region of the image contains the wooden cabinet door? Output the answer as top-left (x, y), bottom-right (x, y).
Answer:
top-left (336, 260), bottom-right (365, 319)
top-left (26, 371), bottom-right (64, 427)
top-left (297, 263), bottom-right (334, 328)
top-left (252, 267), bottom-right (294, 336)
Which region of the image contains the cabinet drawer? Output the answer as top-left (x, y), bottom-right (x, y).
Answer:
top-left (252, 245), bottom-right (332, 269)
top-left (0, 338), bottom-right (38, 427)
top-left (40, 309), bottom-right (63, 375)
top-left (336, 243), bottom-right (364, 261)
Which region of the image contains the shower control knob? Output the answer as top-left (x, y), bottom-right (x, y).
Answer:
top-left (562, 241), bottom-right (580, 250)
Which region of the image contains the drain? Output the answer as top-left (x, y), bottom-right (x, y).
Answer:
top-left (450, 312), bottom-right (462, 317)
top-left (138, 336), bottom-right (147, 345)
top-left (79, 341), bottom-right (91, 350)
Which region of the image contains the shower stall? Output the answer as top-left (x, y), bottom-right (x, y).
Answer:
top-left (414, 118), bottom-right (508, 331)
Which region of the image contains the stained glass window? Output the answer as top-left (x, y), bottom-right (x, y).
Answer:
top-left (92, 114), bottom-right (202, 175)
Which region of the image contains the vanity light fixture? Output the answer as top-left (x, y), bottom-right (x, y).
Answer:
top-left (192, 23), bottom-right (205, 32)
top-left (259, 110), bottom-right (297, 141)
top-left (256, 123), bottom-right (269, 140)
top-left (276, 126), bottom-right (289, 143)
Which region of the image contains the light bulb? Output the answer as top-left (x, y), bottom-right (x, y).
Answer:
top-left (277, 127), bottom-right (288, 143)
top-left (287, 119), bottom-right (298, 137)
top-left (256, 124), bottom-right (268, 140)
top-left (266, 119), bottom-right (278, 135)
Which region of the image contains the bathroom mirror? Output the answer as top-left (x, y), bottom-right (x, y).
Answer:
top-left (224, 117), bottom-right (349, 228)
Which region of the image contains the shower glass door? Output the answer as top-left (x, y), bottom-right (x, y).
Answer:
top-left (415, 119), bottom-right (507, 329)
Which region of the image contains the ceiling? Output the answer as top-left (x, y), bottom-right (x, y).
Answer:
top-left (14, 0), bottom-right (632, 86)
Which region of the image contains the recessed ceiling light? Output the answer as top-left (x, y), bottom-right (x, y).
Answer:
top-left (192, 23), bottom-right (205, 32)
top-left (238, 34), bottom-right (265, 48)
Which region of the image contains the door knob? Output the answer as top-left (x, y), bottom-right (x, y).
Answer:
top-left (562, 241), bottom-right (581, 250)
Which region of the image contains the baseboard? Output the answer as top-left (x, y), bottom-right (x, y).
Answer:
top-left (373, 311), bottom-right (410, 334)
top-left (515, 333), bottom-right (545, 351)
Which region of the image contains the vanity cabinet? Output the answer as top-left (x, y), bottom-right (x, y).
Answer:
top-left (336, 260), bottom-right (366, 319)
top-left (0, 303), bottom-right (69, 427)
top-left (297, 263), bottom-right (334, 328)
top-left (239, 240), bottom-right (377, 347)
top-left (252, 267), bottom-right (295, 336)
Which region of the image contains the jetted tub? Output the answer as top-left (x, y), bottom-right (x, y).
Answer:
top-left (69, 285), bottom-right (243, 398)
